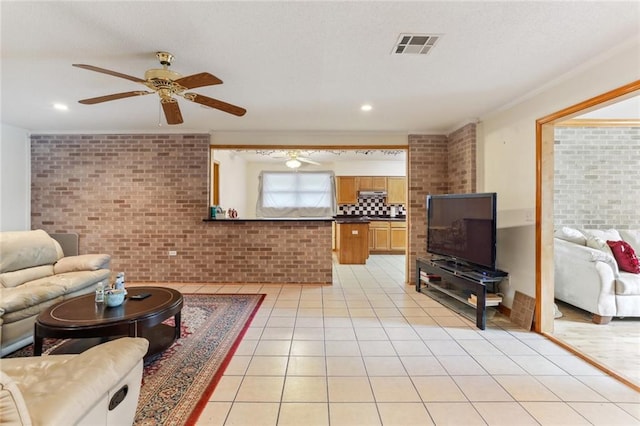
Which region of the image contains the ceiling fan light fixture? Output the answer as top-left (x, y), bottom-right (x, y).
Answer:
top-left (72, 51), bottom-right (246, 125)
top-left (285, 159), bottom-right (302, 169)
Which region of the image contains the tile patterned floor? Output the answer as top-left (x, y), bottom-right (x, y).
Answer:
top-left (141, 255), bottom-right (640, 425)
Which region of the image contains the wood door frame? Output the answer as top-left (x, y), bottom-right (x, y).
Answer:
top-left (535, 79), bottom-right (640, 390)
top-left (211, 161), bottom-right (220, 206)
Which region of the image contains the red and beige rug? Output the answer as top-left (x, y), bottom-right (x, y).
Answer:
top-left (8, 293), bottom-right (264, 426)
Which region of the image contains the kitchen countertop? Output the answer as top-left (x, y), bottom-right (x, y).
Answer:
top-left (203, 218), bottom-right (333, 222)
top-left (203, 216), bottom-right (405, 223)
top-left (333, 215), bottom-right (406, 223)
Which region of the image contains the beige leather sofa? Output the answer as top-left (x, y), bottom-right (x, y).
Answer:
top-left (1, 337), bottom-right (148, 426)
top-left (0, 230), bottom-right (111, 356)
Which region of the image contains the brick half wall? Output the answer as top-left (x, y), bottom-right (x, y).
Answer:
top-left (30, 134), bottom-right (332, 284)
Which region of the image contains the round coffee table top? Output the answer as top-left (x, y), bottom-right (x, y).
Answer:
top-left (37, 286), bottom-right (183, 329)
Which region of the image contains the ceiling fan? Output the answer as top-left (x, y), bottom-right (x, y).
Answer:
top-left (72, 51), bottom-right (246, 125)
top-left (275, 151), bottom-right (321, 169)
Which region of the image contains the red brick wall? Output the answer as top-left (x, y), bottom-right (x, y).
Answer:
top-left (30, 134), bottom-right (332, 284)
top-left (407, 125), bottom-right (476, 281)
top-left (447, 123), bottom-right (477, 193)
top-left (407, 134), bottom-right (449, 280)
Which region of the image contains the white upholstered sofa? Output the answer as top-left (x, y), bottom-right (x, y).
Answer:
top-left (0, 229), bottom-right (111, 356)
top-left (1, 337), bottom-right (148, 426)
top-left (554, 227), bottom-right (640, 323)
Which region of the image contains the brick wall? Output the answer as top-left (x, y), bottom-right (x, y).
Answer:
top-left (447, 123), bottom-right (477, 193)
top-left (407, 134), bottom-right (449, 280)
top-left (407, 124), bottom-right (477, 281)
top-left (30, 134), bottom-right (332, 284)
top-left (554, 126), bottom-right (640, 229)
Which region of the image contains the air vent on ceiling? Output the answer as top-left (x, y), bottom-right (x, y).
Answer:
top-left (392, 33), bottom-right (441, 55)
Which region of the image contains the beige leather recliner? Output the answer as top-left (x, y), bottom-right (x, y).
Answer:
top-left (0, 337), bottom-right (148, 426)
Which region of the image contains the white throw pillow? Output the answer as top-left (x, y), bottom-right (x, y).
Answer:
top-left (586, 235), bottom-right (614, 254)
top-left (554, 227), bottom-right (586, 245)
top-left (582, 228), bottom-right (622, 242)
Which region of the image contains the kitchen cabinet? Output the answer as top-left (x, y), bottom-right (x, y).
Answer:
top-left (337, 177), bottom-right (356, 204)
top-left (332, 221), bottom-right (337, 250)
top-left (337, 176), bottom-right (358, 204)
top-left (387, 177), bottom-right (406, 204)
top-left (337, 222), bottom-right (369, 264)
top-left (337, 175), bottom-right (406, 205)
top-left (358, 176), bottom-right (387, 191)
top-left (369, 221), bottom-right (406, 253)
top-left (390, 221), bottom-right (406, 251)
top-left (368, 221), bottom-right (390, 252)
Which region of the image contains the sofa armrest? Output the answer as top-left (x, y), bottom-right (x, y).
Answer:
top-left (2, 337), bottom-right (148, 426)
top-left (0, 371), bottom-right (32, 425)
top-left (53, 254), bottom-right (111, 274)
top-left (554, 238), bottom-right (617, 316)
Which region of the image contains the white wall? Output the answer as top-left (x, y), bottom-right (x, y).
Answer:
top-left (333, 160), bottom-right (405, 176)
top-left (211, 149), bottom-right (248, 218)
top-left (478, 38), bottom-right (640, 307)
top-left (0, 124), bottom-right (30, 231)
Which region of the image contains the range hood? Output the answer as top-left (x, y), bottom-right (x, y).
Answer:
top-left (358, 190), bottom-right (387, 198)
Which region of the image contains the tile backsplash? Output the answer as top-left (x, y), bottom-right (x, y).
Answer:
top-left (338, 197), bottom-right (406, 216)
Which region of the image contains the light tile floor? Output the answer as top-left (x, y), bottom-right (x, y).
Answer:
top-left (147, 255), bottom-right (640, 425)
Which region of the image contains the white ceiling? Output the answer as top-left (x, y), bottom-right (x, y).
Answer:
top-left (2, 1), bottom-right (639, 135)
top-left (577, 95), bottom-right (640, 119)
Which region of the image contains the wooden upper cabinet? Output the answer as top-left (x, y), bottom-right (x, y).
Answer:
top-left (337, 176), bottom-right (358, 204)
top-left (337, 176), bottom-right (405, 205)
top-left (387, 177), bottom-right (406, 204)
top-left (359, 176), bottom-right (387, 191)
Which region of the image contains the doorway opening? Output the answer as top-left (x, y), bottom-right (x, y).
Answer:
top-left (536, 80), bottom-right (640, 390)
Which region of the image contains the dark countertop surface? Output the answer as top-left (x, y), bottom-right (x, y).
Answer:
top-left (334, 215), bottom-right (406, 223)
top-left (203, 218), bottom-right (333, 222)
top-left (203, 215), bottom-right (405, 223)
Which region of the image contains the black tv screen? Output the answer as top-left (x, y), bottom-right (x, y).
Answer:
top-left (426, 192), bottom-right (497, 270)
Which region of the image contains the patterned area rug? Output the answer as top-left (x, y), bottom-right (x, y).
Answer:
top-left (7, 293), bottom-right (264, 426)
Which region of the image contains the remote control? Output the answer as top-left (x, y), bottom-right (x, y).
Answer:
top-left (130, 293), bottom-right (151, 300)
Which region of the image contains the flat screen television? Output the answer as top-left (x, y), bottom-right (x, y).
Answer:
top-left (426, 192), bottom-right (497, 271)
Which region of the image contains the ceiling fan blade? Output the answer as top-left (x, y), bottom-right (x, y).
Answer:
top-left (78, 91), bottom-right (153, 105)
top-left (161, 99), bottom-right (184, 125)
top-left (174, 72), bottom-right (223, 89)
top-left (185, 93), bottom-right (246, 116)
top-left (299, 157), bottom-right (321, 166)
top-left (73, 64), bottom-right (146, 83)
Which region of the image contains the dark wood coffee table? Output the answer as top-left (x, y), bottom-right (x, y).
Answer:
top-left (34, 286), bottom-right (183, 360)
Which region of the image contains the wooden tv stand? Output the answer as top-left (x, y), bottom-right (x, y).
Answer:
top-left (415, 257), bottom-right (506, 330)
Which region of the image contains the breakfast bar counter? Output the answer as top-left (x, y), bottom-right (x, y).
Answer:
top-left (199, 218), bottom-right (333, 285)
top-left (203, 218), bottom-right (333, 222)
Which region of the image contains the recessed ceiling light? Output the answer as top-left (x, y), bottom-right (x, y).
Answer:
top-left (53, 103), bottom-right (68, 111)
top-left (361, 104), bottom-right (373, 112)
